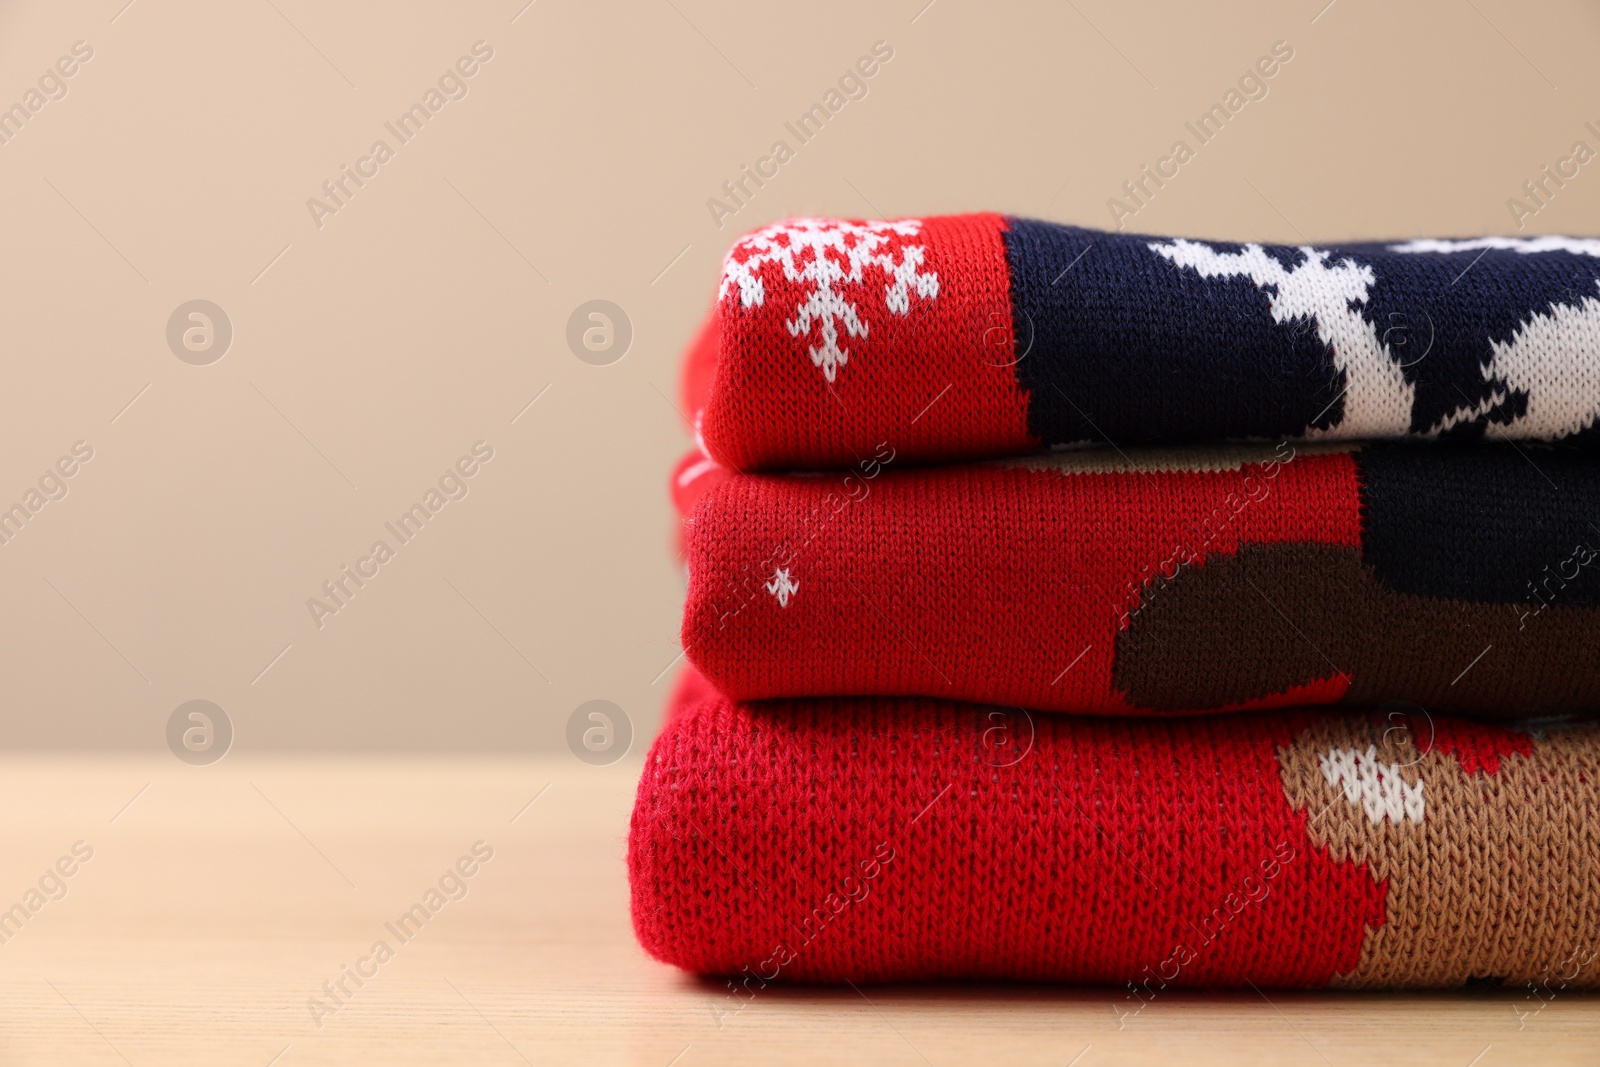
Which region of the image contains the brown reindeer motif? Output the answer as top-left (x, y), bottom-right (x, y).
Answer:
top-left (1276, 714), bottom-right (1600, 989)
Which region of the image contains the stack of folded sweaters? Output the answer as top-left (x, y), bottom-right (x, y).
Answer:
top-left (630, 214), bottom-right (1600, 995)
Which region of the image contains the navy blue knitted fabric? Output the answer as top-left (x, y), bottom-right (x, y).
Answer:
top-left (1003, 221), bottom-right (1600, 447)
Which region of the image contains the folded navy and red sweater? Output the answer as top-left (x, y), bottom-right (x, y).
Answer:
top-left (691, 215), bottom-right (1600, 470)
top-left (636, 214), bottom-right (1600, 992)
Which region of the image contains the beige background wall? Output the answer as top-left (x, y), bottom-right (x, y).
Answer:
top-left (0, 0), bottom-right (1595, 749)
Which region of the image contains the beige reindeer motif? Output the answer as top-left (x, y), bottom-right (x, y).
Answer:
top-left (1276, 715), bottom-right (1600, 989)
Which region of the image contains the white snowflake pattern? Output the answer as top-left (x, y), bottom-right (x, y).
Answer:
top-left (719, 218), bottom-right (940, 382)
top-left (764, 567), bottom-right (799, 607)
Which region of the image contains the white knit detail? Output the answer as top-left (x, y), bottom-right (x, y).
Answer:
top-left (719, 218), bottom-right (939, 382)
top-left (1389, 235), bottom-right (1600, 258)
top-left (765, 567), bottom-right (799, 607)
top-left (1426, 389), bottom-right (1510, 436)
top-left (1318, 745), bottom-right (1425, 826)
top-left (1453, 285), bottom-right (1600, 439)
top-left (1148, 239), bottom-right (1414, 438)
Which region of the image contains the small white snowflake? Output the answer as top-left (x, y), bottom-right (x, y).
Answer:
top-left (719, 218), bottom-right (940, 382)
top-left (764, 567), bottom-right (799, 607)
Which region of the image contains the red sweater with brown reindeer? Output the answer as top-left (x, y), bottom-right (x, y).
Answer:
top-left (677, 439), bottom-right (1600, 718)
top-left (630, 669), bottom-right (1600, 992)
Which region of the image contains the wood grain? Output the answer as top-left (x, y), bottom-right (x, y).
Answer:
top-left (0, 754), bottom-right (1591, 1065)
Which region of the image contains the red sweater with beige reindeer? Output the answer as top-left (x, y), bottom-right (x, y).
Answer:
top-left (630, 669), bottom-right (1600, 991)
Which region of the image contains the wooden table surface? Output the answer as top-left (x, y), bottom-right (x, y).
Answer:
top-left (0, 754), bottom-right (1593, 1065)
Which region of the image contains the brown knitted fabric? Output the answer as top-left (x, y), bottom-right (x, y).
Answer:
top-left (1279, 715), bottom-right (1600, 989)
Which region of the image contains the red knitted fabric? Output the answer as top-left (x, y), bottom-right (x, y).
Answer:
top-left (680, 441), bottom-right (1600, 717)
top-left (701, 214), bottom-right (1033, 471)
top-left (630, 670), bottom-right (1600, 989)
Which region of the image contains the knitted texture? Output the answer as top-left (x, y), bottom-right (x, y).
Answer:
top-left (680, 440), bottom-right (1600, 717)
top-left (697, 215), bottom-right (1600, 470)
top-left (630, 670), bottom-right (1600, 989)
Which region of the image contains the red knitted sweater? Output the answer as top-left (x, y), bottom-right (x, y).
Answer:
top-left (680, 440), bottom-right (1600, 718)
top-left (630, 669), bottom-right (1600, 990)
